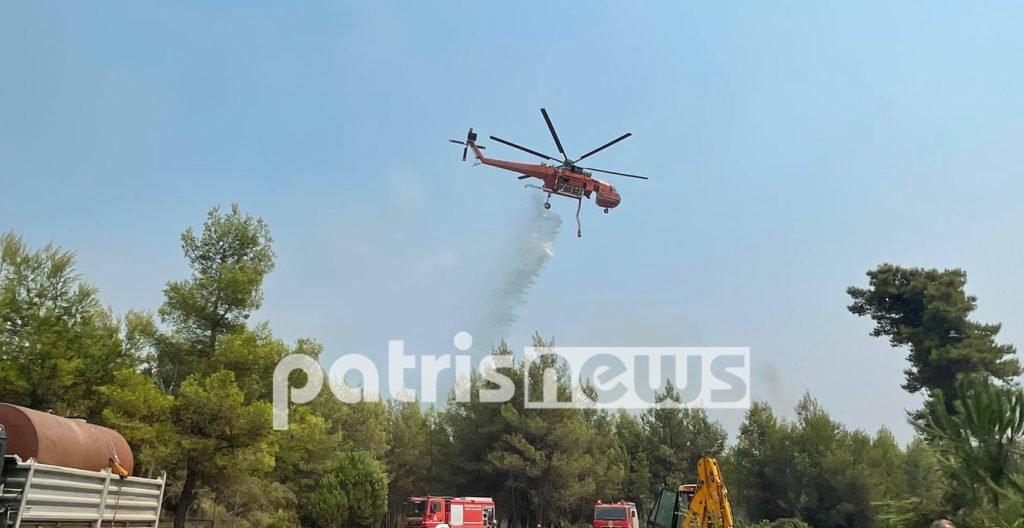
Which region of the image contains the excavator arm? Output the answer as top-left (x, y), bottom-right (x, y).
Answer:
top-left (646, 455), bottom-right (734, 528)
top-left (682, 456), bottom-right (734, 528)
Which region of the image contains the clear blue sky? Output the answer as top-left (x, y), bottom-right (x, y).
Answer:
top-left (3, 2), bottom-right (1023, 442)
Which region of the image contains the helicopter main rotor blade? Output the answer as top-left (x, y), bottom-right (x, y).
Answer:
top-left (574, 133), bottom-right (632, 163)
top-left (540, 108), bottom-right (567, 160)
top-left (583, 166), bottom-right (648, 180)
top-left (489, 135), bottom-right (559, 162)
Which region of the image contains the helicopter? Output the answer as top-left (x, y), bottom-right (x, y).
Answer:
top-left (450, 108), bottom-right (647, 237)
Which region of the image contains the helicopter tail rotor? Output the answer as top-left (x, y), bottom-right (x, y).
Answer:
top-left (449, 128), bottom-right (483, 161)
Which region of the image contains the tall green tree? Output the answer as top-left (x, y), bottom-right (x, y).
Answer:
top-left (435, 337), bottom-right (627, 527)
top-left (730, 402), bottom-right (799, 522)
top-left (0, 232), bottom-right (144, 418)
top-left (484, 337), bottom-right (598, 526)
top-left (863, 428), bottom-right (906, 502)
top-left (582, 407), bottom-right (628, 511)
top-left (385, 401), bottom-right (433, 527)
top-left (642, 381), bottom-right (727, 495)
top-left (791, 394), bottom-right (875, 528)
top-left (730, 397), bottom-right (893, 528)
top-left (150, 204), bottom-right (276, 394)
top-left (437, 342), bottom-right (520, 522)
top-left (104, 205), bottom-right (282, 528)
top-left (848, 264), bottom-right (1020, 412)
top-left (488, 403), bottom-right (598, 525)
top-left (613, 411), bottom-right (652, 511)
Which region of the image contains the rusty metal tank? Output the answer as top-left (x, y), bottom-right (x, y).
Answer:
top-left (0, 403), bottom-right (134, 474)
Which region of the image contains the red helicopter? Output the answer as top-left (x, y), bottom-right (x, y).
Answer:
top-left (450, 108), bottom-right (647, 237)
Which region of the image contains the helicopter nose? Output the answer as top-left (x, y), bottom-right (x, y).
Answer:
top-left (597, 193), bottom-right (620, 209)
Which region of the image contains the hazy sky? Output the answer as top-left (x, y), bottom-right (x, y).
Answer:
top-left (3, 2), bottom-right (1023, 442)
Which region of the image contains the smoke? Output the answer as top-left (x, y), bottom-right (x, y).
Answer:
top-left (757, 362), bottom-right (797, 414)
top-left (472, 196), bottom-right (562, 353)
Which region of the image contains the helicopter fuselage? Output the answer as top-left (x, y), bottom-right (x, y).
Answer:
top-left (468, 142), bottom-right (621, 210)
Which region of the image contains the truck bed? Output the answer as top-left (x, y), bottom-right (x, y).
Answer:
top-left (0, 455), bottom-right (165, 528)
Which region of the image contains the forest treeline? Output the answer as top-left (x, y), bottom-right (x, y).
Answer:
top-left (2, 205), bottom-right (1023, 528)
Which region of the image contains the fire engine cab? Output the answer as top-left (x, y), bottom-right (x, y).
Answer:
top-left (593, 500), bottom-right (640, 528)
top-left (406, 496), bottom-right (496, 528)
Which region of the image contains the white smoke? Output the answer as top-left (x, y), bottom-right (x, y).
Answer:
top-left (471, 196), bottom-right (562, 353)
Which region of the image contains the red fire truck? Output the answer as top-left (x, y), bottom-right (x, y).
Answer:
top-left (405, 496), bottom-right (496, 528)
top-left (592, 500), bottom-right (640, 528)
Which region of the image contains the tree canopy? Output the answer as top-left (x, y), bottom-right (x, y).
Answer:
top-left (6, 214), bottom-right (1024, 528)
top-left (848, 264), bottom-right (1020, 410)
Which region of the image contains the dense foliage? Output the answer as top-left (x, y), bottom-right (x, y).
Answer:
top-left (2, 214), bottom-right (1022, 528)
top-left (311, 451), bottom-right (389, 528)
top-left (848, 264), bottom-right (1020, 414)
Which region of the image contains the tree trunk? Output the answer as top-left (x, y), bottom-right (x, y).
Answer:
top-left (174, 462), bottom-right (198, 528)
top-left (511, 487), bottom-right (517, 528)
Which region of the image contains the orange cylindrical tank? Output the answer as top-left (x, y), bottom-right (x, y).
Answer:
top-left (0, 403), bottom-right (134, 474)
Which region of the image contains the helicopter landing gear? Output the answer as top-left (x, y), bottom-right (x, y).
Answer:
top-left (544, 202), bottom-right (551, 210)
top-left (544, 193), bottom-right (552, 210)
top-left (603, 208), bottom-right (609, 214)
top-left (576, 198), bottom-right (583, 238)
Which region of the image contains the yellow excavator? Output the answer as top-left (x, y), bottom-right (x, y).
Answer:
top-left (646, 455), bottom-right (734, 528)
